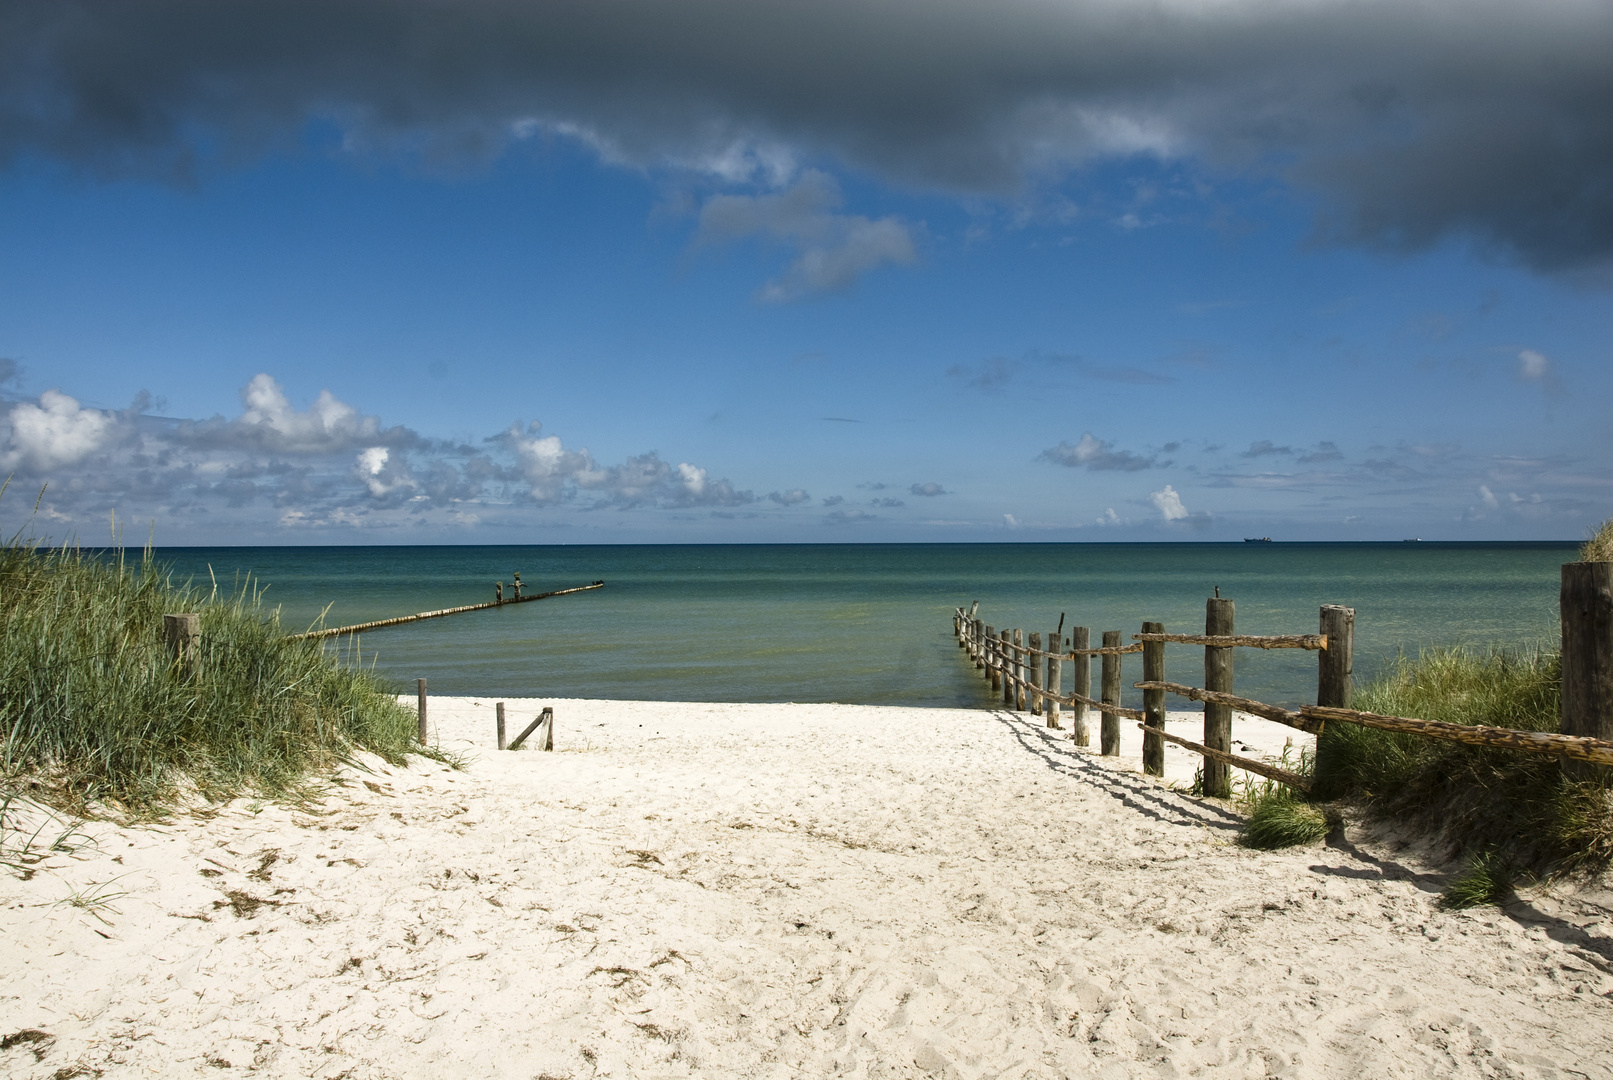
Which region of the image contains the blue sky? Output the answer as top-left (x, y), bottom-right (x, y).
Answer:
top-left (0, 0), bottom-right (1608, 544)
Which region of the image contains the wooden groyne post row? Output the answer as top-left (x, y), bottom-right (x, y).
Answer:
top-left (955, 583), bottom-right (1613, 793)
top-left (288, 579), bottom-right (605, 641)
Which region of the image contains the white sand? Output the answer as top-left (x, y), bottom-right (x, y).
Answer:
top-left (4, 697), bottom-right (1613, 1079)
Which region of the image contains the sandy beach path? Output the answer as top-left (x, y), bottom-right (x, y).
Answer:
top-left (4, 697), bottom-right (1612, 1079)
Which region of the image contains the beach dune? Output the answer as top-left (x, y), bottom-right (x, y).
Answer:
top-left (3, 697), bottom-right (1610, 1078)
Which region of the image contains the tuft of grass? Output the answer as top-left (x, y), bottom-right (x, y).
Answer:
top-left (1440, 849), bottom-right (1517, 910)
top-left (1581, 518), bottom-right (1613, 562)
top-left (1313, 645), bottom-right (1613, 878)
top-left (1240, 788), bottom-right (1329, 849)
top-left (0, 519), bottom-right (433, 813)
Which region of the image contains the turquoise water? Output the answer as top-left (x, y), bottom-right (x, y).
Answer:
top-left (151, 543), bottom-right (1574, 710)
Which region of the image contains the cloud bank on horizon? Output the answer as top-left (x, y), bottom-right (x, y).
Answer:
top-left (1, 0), bottom-right (1609, 281)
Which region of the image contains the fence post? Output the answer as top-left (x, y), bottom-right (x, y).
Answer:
top-left (1318, 606), bottom-right (1354, 707)
top-left (1003, 630), bottom-right (1016, 707)
top-left (1029, 632), bottom-right (1043, 715)
top-left (987, 626), bottom-right (1000, 691)
top-left (1561, 562), bottom-right (1613, 778)
top-left (1013, 629), bottom-right (1027, 710)
top-left (1046, 628), bottom-right (1062, 729)
top-left (1071, 627), bottom-right (1091, 746)
top-left (1142, 621), bottom-right (1165, 776)
top-left (974, 619), bottom-right (985, 669)
top-left (163, 613), bottom-right (201, 677)
top-left (496, 701), bottom-right (506, 751)
top-left (417, 677), bottom-right (429, 744)
top-left (1101, 630), bottom-right (1122, 755)
top-left (1203, 597), bottom-right (1235, 798)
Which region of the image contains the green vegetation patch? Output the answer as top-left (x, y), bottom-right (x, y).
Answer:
top-left (1240, 787), bottom-right (1329, 849)
top-left (1, 529), bottom-right (428, 812)
top-left (1313, 645), bottom-right (1613, 885)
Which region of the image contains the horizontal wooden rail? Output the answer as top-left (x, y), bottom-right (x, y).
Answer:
top-left (1140, 724), bottom-right (1313, 794)
top-left (289, 582), bottom-right (605, 640)
top-left (1134, 633), bottom-right (1327, 651)
top-left (1073, 642), bottom-right (1145, 657)
top-left (1133, 681), bottom-right (1324, 735)
top-left (993, 664), bottom-right (1145, 719)
top-left (1302, 705), bottom-right (1613, 767)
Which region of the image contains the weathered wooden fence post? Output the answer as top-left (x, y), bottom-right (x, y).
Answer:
top-left (1101, 630), bottom-right (1122, 756)
top-left (1142, 621), bottom-right (1165, 776)
top-left (1013, 629), bottom-right (1027, 710)
top-left (1029, 632), bottom-right (1043, 715)
top-left (974, 619), bottom-right (985, 669)
top-left (1203, 597), bottom-right (1235, 798)
top-left (416, 677), bottom-right (429, 744)
top-left (1561, 561), bottom-right (1613, 777)
top-left (163, 613), bottom-right (201, 677)
top-left (987, 626), bottom-right (1000, 691)
top-left (1046, 627), bottom-right (1063, 729)
top-left (1316, 604), bottom-right (1354, 780)
top-left (1071, 627), bottom-right (1091, 746)
top-left (1003, 630), bottom-right (1016, 706)
top-left (496, 701), bottom-right (507, 751)
top-left (1318, 606), bottom-right (1354, 707)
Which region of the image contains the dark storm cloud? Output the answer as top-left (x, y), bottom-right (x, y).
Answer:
top-left (1, 0), bottom-right (1609, 271)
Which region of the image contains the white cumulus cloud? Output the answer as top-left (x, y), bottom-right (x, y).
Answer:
top-left (0, 389), bottom-right (116, 471)
top-left (1151, 485), bottom-right (1189, 521)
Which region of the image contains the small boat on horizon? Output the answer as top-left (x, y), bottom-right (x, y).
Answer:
top-left (1243, 537), bottom-right (1273, 543)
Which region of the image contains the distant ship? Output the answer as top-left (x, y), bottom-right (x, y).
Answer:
top-left (1243, 537), bottom-right (1272, 543)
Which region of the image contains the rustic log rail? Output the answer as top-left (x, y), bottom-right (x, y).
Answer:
top-left (1301, 705), bottom-right (1613, 767)
top-left (289, 581), bottom-right (605, 640)
top-left (955, 593), bottom-right (1613, 793)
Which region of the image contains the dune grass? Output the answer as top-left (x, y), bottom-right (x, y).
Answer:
top-left (1582, 518), bottom-right (1613, 562)
top-left (0, 527), bottom-right (430, 814)
top-left (1311, 645), bottom-right (1613, 886)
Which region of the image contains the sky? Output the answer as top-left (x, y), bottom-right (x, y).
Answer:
top-left (0, 0), bottom-right (1609, 545)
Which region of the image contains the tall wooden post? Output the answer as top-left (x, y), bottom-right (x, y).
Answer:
top-left (1203, 597), bottom-right (1235, 798)
top-left (1013, 629), bottom-right (1027, 710)
top-left (1318, 606), bottom-right (1354, 707)
top-left (974, 619), bottom-right (985, 669)
top-left (1101, 630), bottom-right (1122, 756)
top-left (1142, 621), bottom-right (1165, 776)
top-left (1561, 562), bottom-right (1613, 777)
top-left (987, 626), bottom-right (1000, 691)
top-left (993, 631), bottom-right (1006, 706)
top-left (1028, 632), bottom-right (1043, 715)
top-left (163, 613), bottom-right (201, 677)
top-left (1046, 628), bottom-right (1063, 729)
top-left (1071, 627), bottom-right (1091, 746)
top-left (496, 701), bottom-right (507, 751)
top-left (416, 677), bottom-right (429, 744)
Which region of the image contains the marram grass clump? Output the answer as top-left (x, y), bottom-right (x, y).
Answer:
top-left (0, 531), bottom-right (429, 812)
top-left (1440, 849), bottom-right (1518, 910)
top-left (1582, 518), bottom-right (1613, 563)
top-left (1313, 645), bottom-right (1613, 883)
top-left (1240, 788), bottom-right (1330, 849)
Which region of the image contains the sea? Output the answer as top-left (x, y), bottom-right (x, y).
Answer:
top-left (151, 542), bottom-right (1574, 711)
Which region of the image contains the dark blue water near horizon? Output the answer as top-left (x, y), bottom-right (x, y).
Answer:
top-left (149, 542), bottom-right (1575, 711)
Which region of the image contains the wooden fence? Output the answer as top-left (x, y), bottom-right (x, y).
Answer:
top-left (953, 595), bottom-right (1613, 797)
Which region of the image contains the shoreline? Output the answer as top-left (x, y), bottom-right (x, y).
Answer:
top-left (4, 697), bottom-right (1610, 1078)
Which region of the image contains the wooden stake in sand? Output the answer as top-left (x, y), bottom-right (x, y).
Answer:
top-left (416, 678), bottom-right (429, 744)
top-left (1045, 628), bottom-right (1062, 729)
top-left (1028, 632), bottom-right (1043, 715)
top-left (163, 613), bottom-right (201, 677)
top-left (496, 702), bottom-right (507, 751)
top-left (1070, 627), bottom-right (1091, 746)
top-left (508, 707), bottom-right (554, 751)
top-left (1141, 621), bottom-right (1165, 776)
top-left (1101, 630), bottom-right (1122, 756)
top-left (1203, 597), bottom-right (1235, 798)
